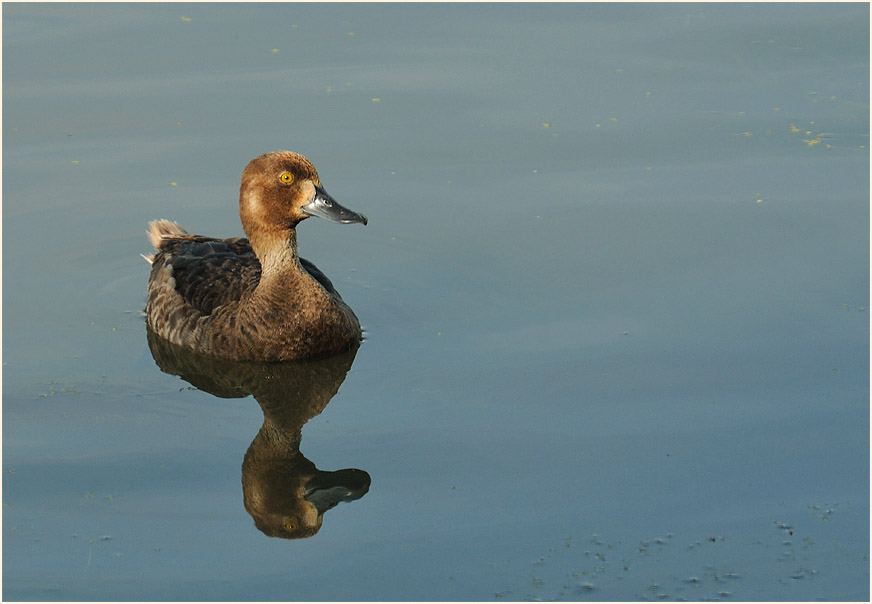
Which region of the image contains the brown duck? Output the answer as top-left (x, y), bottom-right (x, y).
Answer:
top-left (143, 151), bottom-right (367, 362)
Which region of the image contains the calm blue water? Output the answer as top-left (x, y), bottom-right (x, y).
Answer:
top-left (3, 3), bottom-right (869, 601)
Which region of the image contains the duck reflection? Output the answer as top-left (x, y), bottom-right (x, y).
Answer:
top-left (146, 328), bottom-right (370, 539)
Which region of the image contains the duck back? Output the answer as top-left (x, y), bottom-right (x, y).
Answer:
top-left (145, 225), bottom-right (362, 362)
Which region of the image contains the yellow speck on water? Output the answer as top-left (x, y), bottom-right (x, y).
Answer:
top-left (170, 182), bottom-right (178, 187)
top-left (645, 91), bottom-right (652, 97)
top-left (756, 199), bottom-right (764, 203)
top-left (616, 68), bottom-right (623, 73)
top-left (790, 124), bottom-right (800, 133)
top-left (271, 48), bottom-right (280, 54)
top-left (741, 132), bottom-right (752, 136)
top-left (542, 122), bottom-right (551, 128)
top-left (180, 16), bottom-right (192, 22)
top-left (609, 117), bottom-right (619, 123)
top-left (326, 86), bottom-right (334, 93)
top-left (347, 31), bottom-right (355, 37)
top-left (371, 98), bottom-right (381, 102)
top-left (71, 160), bottom-right (79, 164)
top-left (738, 111), bottom-right (745, 116)
top-left (803, 138), bottom-right (821, 147)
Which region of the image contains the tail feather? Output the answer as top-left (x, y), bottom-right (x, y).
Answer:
top-left (146, 219), bottom-right (188, 248)
top-left (143, 219), bottom-right (189, 264)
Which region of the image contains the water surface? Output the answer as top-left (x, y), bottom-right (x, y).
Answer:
top-left (3, 3), bottom-right (869, 601)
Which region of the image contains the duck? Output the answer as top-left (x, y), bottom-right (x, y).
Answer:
top-left (143, 151), bottom-right (367, 362)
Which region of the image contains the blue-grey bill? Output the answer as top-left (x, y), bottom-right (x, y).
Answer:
top-left (302, 186), bottom-right (368, 225)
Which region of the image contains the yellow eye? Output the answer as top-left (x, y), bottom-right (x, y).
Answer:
top-left (280, 172), bottom-right (294, 184)
top-left (284, 517), bottom-right (297, 531)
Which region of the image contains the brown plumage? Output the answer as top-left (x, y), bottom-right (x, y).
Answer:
top-left (144, 151), bottom-right (368, 362)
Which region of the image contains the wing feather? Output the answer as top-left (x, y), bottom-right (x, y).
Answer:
top-left (150, 235), bottom-right (340, 315)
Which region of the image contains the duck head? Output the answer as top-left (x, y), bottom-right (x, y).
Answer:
top-left (239, 151), bottom-right (367, 240)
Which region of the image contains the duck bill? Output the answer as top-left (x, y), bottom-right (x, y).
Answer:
top-left (301, 186), bottom-right (368, 225)
top-left (304, 468), bottom-right (371, 514)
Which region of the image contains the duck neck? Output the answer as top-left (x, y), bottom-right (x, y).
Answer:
top-left (247, 227), bottom-right (332, 317)
top-left (249, 227), bottom-right (304, 280)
